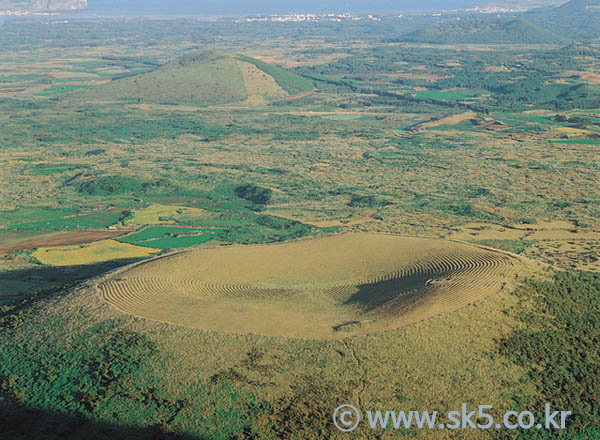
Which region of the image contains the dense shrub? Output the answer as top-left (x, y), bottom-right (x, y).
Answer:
top-left (235, 184), bottom-right (273, 205)
top-left (348, 194), bottom-right (390, 208)
top-left (0, 320), bottom-right (266, 439)
top-left (77, 175), bottom-right (182, 197)
top-left (499, 271), bottom-right (600, 437)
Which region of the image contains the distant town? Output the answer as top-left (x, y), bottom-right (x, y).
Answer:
top-left (235, 13), bottom-right (379, 23)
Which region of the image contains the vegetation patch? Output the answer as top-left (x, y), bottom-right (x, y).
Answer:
top-left (319, 113), bottom-right (378, 121)
top-left (499, 271), bottom-right (600, 437)
top-left (550, 138), bottom-right (600, 145)
top-left (200, 213), bottom-right (317, 244)
top-left (235, 184), bottom-right (273, 205)
top-left (0, 320), bottom-right (265, 439)
top-left (29, 163), bottom-right (88, 176)
top-left (1, 207), bottom-right (128, 231)
top-left (76, 175), bottom-right (183, 197)
top-left (416, 90), bottom-right (487, 101)
top-left (348, 194), bottom-right (391, 208)
top-left (118, 226), bottom-right (223, 249)
top-left (473, 239), bottom-right (533, 254)
top-left (236, 54), bottom-right (314, 95)
top-left (36, 84), bottom-right (93, 97)
top-left (126, 204), bottom-right (206, 226)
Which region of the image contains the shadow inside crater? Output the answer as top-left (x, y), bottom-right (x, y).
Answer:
top-left (343, 272), bottom-right (441, 311)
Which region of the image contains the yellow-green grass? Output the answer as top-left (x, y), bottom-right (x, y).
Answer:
top-left (420, 111), bottom-right (477, 128)
top-left (97, 233), bottom-right (529, 339)
top-left (33, 239), bottom-right (159, 266)
top-left (234, 59), bottom-right (286, 105)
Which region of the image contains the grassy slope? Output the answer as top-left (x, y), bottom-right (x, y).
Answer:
top-left (235, 54), bottom-right (314, 95)
top-left (3, 266), bottom-right (597, 438)
top-left (0, 267), bottom-right (534, 439)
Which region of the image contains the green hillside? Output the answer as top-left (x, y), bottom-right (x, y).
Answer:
top-left (235, 54), bottom-right (314, 95)
top-left (526, 0), bottom-right (600, 41)
top-left (402, 18), bottom-right (569, 45)
top-left (72, 50), bottom-right (313, 106)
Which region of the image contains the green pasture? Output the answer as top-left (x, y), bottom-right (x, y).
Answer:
top-left (118, 226), bottom-right (225, 249)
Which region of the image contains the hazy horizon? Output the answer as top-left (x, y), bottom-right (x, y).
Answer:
top-left (85, 0), bottom-right (494, 14)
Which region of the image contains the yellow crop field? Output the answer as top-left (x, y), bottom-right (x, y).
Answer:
top-left (126, 204), bottom-right (206, 226)
top-left (420, 111), bottom-right (477, 128)
top-left (33, 239), bottom-right (159, 266)
top-left (553, 126), bottom-right (596, 137)
top-left (97, 233), bottom-right (532, 339)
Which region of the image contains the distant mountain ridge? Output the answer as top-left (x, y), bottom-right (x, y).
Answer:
top-left (401, 17), bottom-right (569, 44)
top-left (0, 0), bottom-right (87, 11)
top-left (525, 0), bottom-right (600, 41)
top-left (557, 0), bottom-right (600, 9)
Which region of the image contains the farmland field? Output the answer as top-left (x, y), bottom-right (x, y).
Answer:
top-left (0, 5), bottom-right (599, 440)
top-left (32, 239), bottom-right (159, 266)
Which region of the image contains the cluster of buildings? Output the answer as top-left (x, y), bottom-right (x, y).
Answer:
top-left (236, 13), bottom-right (381, 23)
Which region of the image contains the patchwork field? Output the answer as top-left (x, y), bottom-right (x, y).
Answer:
top-left (0, 229), bottom-right (130, 257)
top-left (98, 233), bottom-right (530, 339)
top-left (125, 204), bottom-right (206, 226)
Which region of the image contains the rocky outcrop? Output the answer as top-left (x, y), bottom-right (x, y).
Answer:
top-left (0, 0), bottom-right (87, 12)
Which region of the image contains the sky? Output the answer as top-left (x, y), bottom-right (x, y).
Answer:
top-left (86, 0), bottom-right (488, 14)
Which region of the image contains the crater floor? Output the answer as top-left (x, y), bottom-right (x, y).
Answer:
top-left (98, 233), bottom-right (527, 339)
